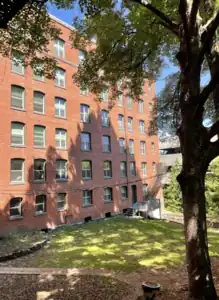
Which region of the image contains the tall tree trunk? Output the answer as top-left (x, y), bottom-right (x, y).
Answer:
top-left (177, 122), bottom-right (218, 299)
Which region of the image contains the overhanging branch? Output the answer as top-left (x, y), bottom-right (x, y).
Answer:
top-left (131, 0), bottom-right (179, 37)
top-left (199, 67), bottom-right (219, 107)
top-left (207, 140), bottom-right (219, 163)
top-left (190, 0), bottom-right (201, 29)
top-left (208, 120), bottom-right (219, 139)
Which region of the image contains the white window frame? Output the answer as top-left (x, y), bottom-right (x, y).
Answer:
top-left (54, 39), bottom-right (65, 58)
top-left (35, 195), bottom-right (46, 215)
top-left (119, 138), bottom-right (125, 153)
top-left (33, 91), bottom-right (45, 114)
top-left (130, 162), bottom-right (136, 177)
top-left (83, 190), bottom-right (92, 206)
top-left (55, 68), bottom-right (66, 88)
top-left (104, 188), bottom-right (112, 202)
top-left (129, 139), bottom-right (134, 155)
top-left (55, 97), bottom-right (66, 118)
top-left (81, 132), bottom-right (91, 152)
top-left (10, 159), bottom-right (24, 184)
top-left (142, 184), bottom-right (148, 197)
top-left (34, 159), bottom-right (46, 182)
top-left (140, 141), bottom-right (146, 155)
top-left (138, 100), bottom-right (144, 113)
top-left (101, 87), bottom-right (108, 102)
top-left (11, 122), bottom-right (25, 146)
top-left (56, 160), bottom-right (68, 181)
top-left (33, 63), bottom-right (44, 81)
top-left (128, 117), bottom-right (133, 131)
top-left (141, 162), bottom-right (147, 177)
top-left (127, 96), bottom-right (132, 109)
top-left (104, 161), bottom-right (112, 178)
top-left (80, 104), bottom-right (90, 123)
top-left (118, 93), bottom-right (123, 106)
top-left (11, 85), bottom-right (25, 110)
top-left (102, 135), bottom-right (111, 152)
top-left (82, 160), bottom-right (92, 180)
top-left (10, 197), bottom-right (23, 217)
top-left (139, 120), bottom-right (145, 134)
top-left (57, 193), bottom-right (66, 210)
top-left (120, 161), bottom-right (127, 178)
top-left (118, 114), bottom-right (124, 130)
top-left (101, 110), bottom-right (110, 127)
top-left (121, 186), bottom-right (128, 200)
top-left (11, 51), bottom-right (24, 75)
top-left (34, 125), bottom-right (46, 148)
top-left (80, 86), bottom-right (89, 96)
top-left (56, 129), bottom-right (67, 149)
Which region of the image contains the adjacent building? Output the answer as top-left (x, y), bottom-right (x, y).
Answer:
top-left (0, 15), bottom-right (160, 232)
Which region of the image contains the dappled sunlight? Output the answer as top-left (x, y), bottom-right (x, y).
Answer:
top-left (29, 217), bottom-right (219, 272)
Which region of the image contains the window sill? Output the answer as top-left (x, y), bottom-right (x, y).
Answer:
top-left (11, 107), bottom-right (26, 112)
top-left (120, 176), bottom-right (127, 178)
top-left (80, 121), bottom-right (90, 124)
top-left (82, 178), bottom-right (92, 181)
top-left (55, 116), bottom-right (67, 120)
top-left (82, 204), bottom-right (93, 208)
top-left (35, 212), bottom-right (46, 217)
top-left (102, 125), bottom-right (110, 128)
top-left (121, 198), bottom-right (128, 201)
top-left (34, 180), bottom-right (46, 184)
top-left (55, 85), bottom-right (66, 90)
top-left (56, 179), bottom-right (68, 182)
top-left (9, 216), bottom-right (24, 221)
top-left (102, 151), bottom-right (111, 153)
top-left (104, 177), bottom-right (112, 180)
top-left (104, 201), bottom-right (113, 204)
top-left (11, 144), bottom-right (25, 148)
top-left (10, 182), bottom-right (24, 185)
top-left (34, 147), bottom-right (46, 149)
top-left (33, 78), bottom-right (45, 83)
top-left (11, 71), bottom-right (24, 76)
top-left (34, 112), bottom-right (45, 116)
top-left (56, 148), bottom-right (68, 151)
top-left (57, 208), bottom-right (67, 212)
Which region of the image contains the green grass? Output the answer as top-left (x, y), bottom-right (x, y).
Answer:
top-left (32, 217), bottom-right (219, 272)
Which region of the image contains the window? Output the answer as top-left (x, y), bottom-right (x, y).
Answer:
top-left (35, 195), bottom-right (46, 215)
top-left (83, 190), bottom-right (92, 206)
top-left (138, 100), bottom-right (144, 113)
top-left (118, 114), bottom-right (124, 130)
top-left (152, 162), bottom-right (156, 172)
top-left (79, 50), bottom-right (85, 64)
top-left (104, 161), bottom-right (112, 178)
top-left (33, 92), bottom-right (45, 114)
top-left (130, 162), bottom-right (136, 176)
top-left (80, 104), bottom-right (90, 123)
top-left (129, 139), bottom-right (134, 155)
top-left (56, 129), bottom-right (67, 149)
top-left (142, 184), bottom-right (148, 198)
top-left (120, 161), bottom-right (127, 177)
top-left (54, 39), bottom-right (65, 58)
top-left (57, 193), bottom-right (66, 210)
top-left (121, 186), bottom-right (128, 200)
top-left (141, 162), bottom-right (147, 177)
top-left (56, 159), bottom-right (68, 181)
top-left (81, 132), bottom-right (91, 151)
top-left (102, 135), bottom-right (111, 152)
top-left (80, 86), bottom-right (89, 96)
top-left (104, 188), bottom-right (113, 202)
top-left (55, 68), bottom-right (66, 88)
top-left (101, 110), bottom-right (110, 127)
top-left (55, 97), bottom-right (66, 118)
top-left (11, 85), bottom-right (24, 110)
top-left (11, 159), bottom-right (24, 183)
top-left (33, 63), bottom-right (44, 81)
top-left (140, 141), bottom-right (146, 155)
top-left (11, 51), bottom-right (24, 75)
top-left (82, 160), bottom-right (92, 179)
top-left (151, 142), bottom-right (155, 152)
top-left (139, 120), bottom-right (145, 134)
top-left (128, 117), bottom-right (133, 131)
top-left (34, 159), bottom-right (46, 182)
top-left (149, 103), bottom-right (153, 112)
top-left (118, 94), bottom-right (123, 106)
top-left (119, 138), bottom-right (126, 153)
top-left (101, 87), bottom-right (108, 102)
top-left (34, 125), bottom-right (45, 148)
top-left (10, 198), bottom-right (22, 217)
top-left (127, 96), bottom-right (132, 109)
top-left (11, 122), bottom-right (24, 146)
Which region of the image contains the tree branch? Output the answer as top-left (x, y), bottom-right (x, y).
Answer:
top-left (199, 67), bottom-right (219, 107)
top-left (197, 11), bottom-right (219, 66)
top-left (208, 120), bottom-right (219, 139)
top-left (131, 0), bottom-right (179, 37)
top-left (190, 0), bottom-right (201, 29)
top-left (207, 140), bottom-right (219, 163)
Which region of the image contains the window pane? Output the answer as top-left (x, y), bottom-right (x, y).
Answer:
top-left (102, 136), bottom-right (111, 152)
top-left (34, 92), bottom-right (44, 114)
top-left (102, 110), bottom-right (110, 127)
top-left (55, 98), bottom-right (66, 118)
top-left (118, 94), bottom-right (123, 106)
top-left (56, 129), bottom-right (67, 149)
top-left (34, 159), bottom-right (46, 181)
top-left (56, 160), bottom-right (67, 180)
top-left (34, 126), bottom-right (45, 148)
top-left (11, 123), bottom-right (24, 146)
top-left (127, 96), bottom-right (132, 109)
top-left (81, 133), bottom-right (91, 151)
top-left (101, 88), bottom-right (108, 102)
top-left (121, 186), bottom-right (128, 199)
top-left (120, 162), bottom-right (127, 177)
top-left (80, 104), bottom-right (90, 122)
top-left (82, 161), bottom-right (92, 179)
top-left (11, 51), bottom-right (24, 74)
top-left (57, 193), bottom-right (66, 209)
top-left (11, 159), bottom-right (24, 183)
top-left (119, 138), bottom-right (125, 153)
top-left (55, 68), bottom-right (66, 88)
top-left (104, 188), bottom-right (112, 202)
top-left (33, 63), bottom-right (44, 81)
top-left (54, 39), bottom-right (65, 58)
top-left (35, 195), bottom-right (46, 214)
top-left (83, 190), bottom-right (92, 206)
top-left (10, 197), bottom-right (22, 216)
top-left (11, 86), bottom-right (24, 109)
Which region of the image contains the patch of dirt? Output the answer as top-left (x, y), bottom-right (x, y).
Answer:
top-left (0, 231), bottom-right (45, 257)
top-left (0, 274), bottom-right (136, 300)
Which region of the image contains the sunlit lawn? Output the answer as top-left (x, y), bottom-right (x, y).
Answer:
top-left (32, 217), bottom-right (219, 272)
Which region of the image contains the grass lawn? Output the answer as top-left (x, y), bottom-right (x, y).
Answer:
top-left (32, 217), bottom-right (219, 272)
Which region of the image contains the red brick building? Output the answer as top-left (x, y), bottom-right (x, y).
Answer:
top-left (0, 15), bottom-right (160, 233)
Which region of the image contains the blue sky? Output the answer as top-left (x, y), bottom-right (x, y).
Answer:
top-left (48, 4), bottom-right (209, 95)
